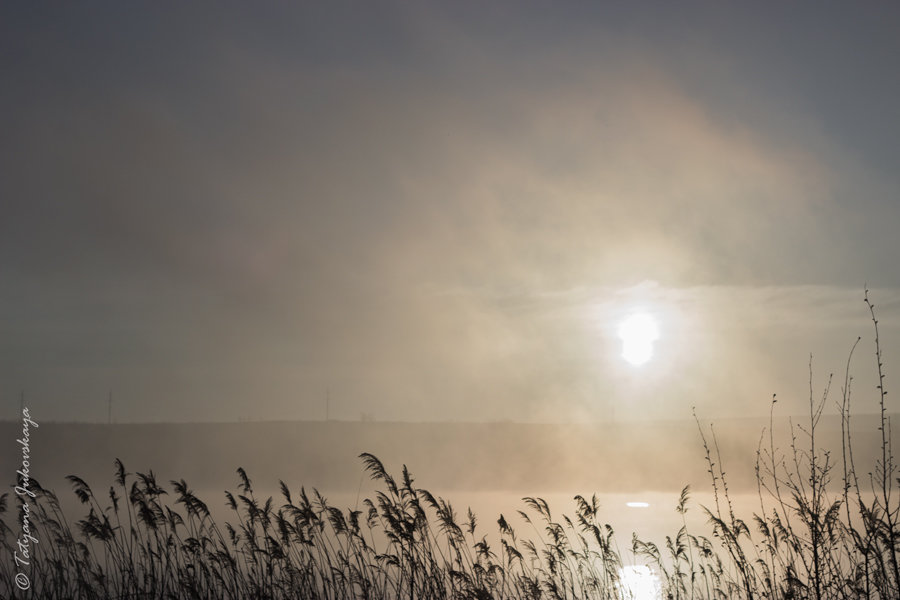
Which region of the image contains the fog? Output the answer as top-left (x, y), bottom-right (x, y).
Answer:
top-left (2, 3), bottom-right (900, 424)
top-left (3, 414), bottom-right (896, 547)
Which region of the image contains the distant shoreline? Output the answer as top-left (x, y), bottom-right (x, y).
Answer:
top-left (1, 412), bottom-right (895, 426)
top-left (2, 415), bottom-right (895, 496)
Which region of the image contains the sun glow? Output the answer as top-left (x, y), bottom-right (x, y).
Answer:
top-left (618, 313), bottom-right (660, 366)
top-left (619, 565), bottom-right (662, 600)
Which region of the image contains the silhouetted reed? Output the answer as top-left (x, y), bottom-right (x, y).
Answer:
top-left (1, 290), bottom-right (897, 599)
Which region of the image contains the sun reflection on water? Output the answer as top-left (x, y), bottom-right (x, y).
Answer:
top-left (619, 565), bottom-right (661, 600)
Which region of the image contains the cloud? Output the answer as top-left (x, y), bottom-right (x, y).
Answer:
top-left (2, 2), bottom-right (900, 422)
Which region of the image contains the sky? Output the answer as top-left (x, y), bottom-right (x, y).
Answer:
top-left (2, 2), bottom-right (900, 423)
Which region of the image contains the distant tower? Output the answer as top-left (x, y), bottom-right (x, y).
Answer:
top-left (325, 388), bottom-right (330, 421)
top-left (108, 390), bottom-right (113, 424)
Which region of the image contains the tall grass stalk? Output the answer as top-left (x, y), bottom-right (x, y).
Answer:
top-left (1, 291), bottom-right (897, 599)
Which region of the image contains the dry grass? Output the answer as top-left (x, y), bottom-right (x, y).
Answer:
top-left (1, 290), bottom-right (897, 599)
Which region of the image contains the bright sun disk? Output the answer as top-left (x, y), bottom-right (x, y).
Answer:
top-left (618, 313), bottom-right (660, 366)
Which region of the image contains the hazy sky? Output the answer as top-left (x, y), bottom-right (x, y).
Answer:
top-left (2, 2), bottom-right (900, 423)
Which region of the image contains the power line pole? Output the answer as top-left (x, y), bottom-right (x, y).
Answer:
top-left (20, 391), bottom-right (24, 415)
top-left (326, 388), bottom-right (330, 421)
top-left (108, 390), bottom-right (112, 424)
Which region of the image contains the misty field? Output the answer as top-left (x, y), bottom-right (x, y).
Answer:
top-left (2, 302), bottom-right (900, 599)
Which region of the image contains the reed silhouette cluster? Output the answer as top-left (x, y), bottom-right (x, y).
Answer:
top-left (1, 292), bottom-right (897, 599)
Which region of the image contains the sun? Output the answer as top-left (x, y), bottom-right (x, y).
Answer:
top-left (618, 312), bottom-right (659, 366)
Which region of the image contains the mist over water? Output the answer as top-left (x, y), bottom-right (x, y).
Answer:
top-left (4, 2), bottom-right (900, 597)
top-left (2, 415), bottom-right (892, 546)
